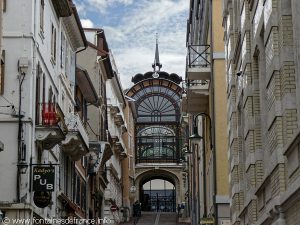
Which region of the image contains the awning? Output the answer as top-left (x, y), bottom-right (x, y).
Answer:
top-left (76, 66), bottom-right (99, 106)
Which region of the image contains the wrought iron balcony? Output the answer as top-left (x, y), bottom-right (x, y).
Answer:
top-left (62, 113), bottom-right (89, 161)
top-left (187, 45), bottom-right (211, 80)
top-left (114, 114), bottom-right (125, 126)
top-left (35, 103), bottom-right (66, 150)
top-left (135, 136), bottom-right (184, 164)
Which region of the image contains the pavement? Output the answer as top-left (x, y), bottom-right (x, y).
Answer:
top-left (120, 212), bottom-right (190, 225)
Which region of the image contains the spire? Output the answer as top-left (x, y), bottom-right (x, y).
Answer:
top-left (152, 33), bottom-right (162, 71)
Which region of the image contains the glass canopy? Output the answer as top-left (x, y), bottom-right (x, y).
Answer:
top-left (126, 76), bottom-right (183, 163)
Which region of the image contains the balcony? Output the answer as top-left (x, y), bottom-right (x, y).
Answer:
top-left (187, 45), bottom-right (211, 80)
top-left (114, 114), bottom-right (125, 126)
top-left (62, 113), bottom-right (89, 161)
top-left (114, 142), bottom-right (124, 154)
top-left (181, 80), bottom-right (209, 114)
top-left (136, 136), bottom-right (182, 164)
top-left (88, 141), bottom-right (112, 175)
top-left (35, 103), bottom-right (66, 150)
top-left (109, 105), bottom-right (120, 115)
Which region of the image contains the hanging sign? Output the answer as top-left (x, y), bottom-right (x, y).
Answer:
top-left (33, 166), bottom-right (55, 192)
top-left (33, 191), bottom-right (52, 208)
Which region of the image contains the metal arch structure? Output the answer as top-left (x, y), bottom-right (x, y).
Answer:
top-left (126, 78), bottom-right (183, 164)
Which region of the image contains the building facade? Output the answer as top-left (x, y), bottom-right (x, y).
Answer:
top-left (125, 40), bottom-right (186, 215)
top-left (105, 52), bottom-right (128, 224)
top-left (182, 0), bottom-right (230, 224)
top-left (0, 0), bottom-right (95, 221)
top-left (120, 98), bottom-right (136, 221)
top-left (223, 0), bottom-right (300, 224)
top-left (77, 28), bottom-right (115, 222)
top-left (0, 0), bottom-right (3, 98)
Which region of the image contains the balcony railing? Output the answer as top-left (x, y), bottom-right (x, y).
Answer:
top-left (136, 136), bottom-right (185, 164)
top-left (65, 113), bottom-right (89, 147)
top-left (36, 103), bottom-right (60, 126)
top-left (187, 80), bottom-right (209, 87)
top-left (187, 45), bottom-right (210, 68)
top-left (35, 103), bottom-right (66, 149)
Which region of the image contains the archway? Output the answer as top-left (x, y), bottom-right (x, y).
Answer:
top-left (140, 179), bottom-right (176, 212)
top-left (135, 169), bottom-right (181, 213)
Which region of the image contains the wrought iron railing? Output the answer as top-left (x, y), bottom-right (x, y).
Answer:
top-left (187, 45), bottom-right (210, 68)
top-left (136, 137), bottom-right (185, 164)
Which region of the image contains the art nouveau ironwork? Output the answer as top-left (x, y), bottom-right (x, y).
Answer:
top-left (126, 72), bottom-right (183, 163)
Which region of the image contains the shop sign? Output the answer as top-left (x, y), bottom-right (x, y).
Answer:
top-left (33, 166), bottom-right (55, 192)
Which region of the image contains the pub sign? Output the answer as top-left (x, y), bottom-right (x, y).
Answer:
top-left (33, 166), bottom-right (55, 192)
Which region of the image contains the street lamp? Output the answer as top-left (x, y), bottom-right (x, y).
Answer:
top-left (189, 112), bottom-right (213, 150)
top-left (189, 112), bottom-right (214, 225)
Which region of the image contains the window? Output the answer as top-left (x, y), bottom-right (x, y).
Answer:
top-left (82, 156), bottom-right (87, 168)
top-left (35, 63), bottom-right (41, 124)
top-left (60, 33), bottom-right (65, 68)
top-left (3, 0), bottom-right (6, 12)
top-left (51, 24), bottom-right (57, 63)
top-left (73, 171), bottom-right (86, 210)
top-left (0, 50), bottom-right (5, 95)
top-left (65, 44), bottom-right (69, 77)
top-left (39, 0), bottom-right (45, 33)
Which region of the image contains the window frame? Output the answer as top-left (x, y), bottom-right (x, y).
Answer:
top-left (51, 23), bottom-right (57, 64)
top-left (0, 50), bottom-right (5, 95)
top-left (39, 0), bottom-right (45, 34)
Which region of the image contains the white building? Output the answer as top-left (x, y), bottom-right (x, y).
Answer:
top-left (0, 0), bottom-right (90, 221)
top-left (105, 52), bottom-right (128, 224)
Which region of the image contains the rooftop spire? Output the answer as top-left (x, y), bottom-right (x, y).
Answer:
top-left (152, 33), bottom-right (162, 71)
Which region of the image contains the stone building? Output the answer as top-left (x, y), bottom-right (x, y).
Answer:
top-left (120, 97), bottom-right (136, 221)
top-left (77, 28), bottom-right (115, 221)
top-left (0, 0), bottom-right (92, 221)
top-left (0, 0), bottom-right (3, 97)
top-left (182, 0), bottom-right (230, 224)
top-left (223, 0), bottom-right (300, 224)
top-left (105, 52), bottom-right (128, 224)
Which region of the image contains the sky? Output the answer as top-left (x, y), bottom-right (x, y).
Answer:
top-left (74, 0), bottom-right (189, 89)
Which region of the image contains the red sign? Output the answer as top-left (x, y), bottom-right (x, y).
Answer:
top-left (110, 205), bottom-right (119, 212)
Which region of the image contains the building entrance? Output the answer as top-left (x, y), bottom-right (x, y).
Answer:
top-left (140, 179), bottom-right (176, 212)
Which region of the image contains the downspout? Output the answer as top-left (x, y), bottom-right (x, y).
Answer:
top-left (17, 72), bottom-right (25, 203)
top-left (209, 0), bottom-right (218, 224)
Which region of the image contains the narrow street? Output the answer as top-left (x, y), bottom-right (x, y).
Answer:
top-left (121, 212), bottom-right (187, 225)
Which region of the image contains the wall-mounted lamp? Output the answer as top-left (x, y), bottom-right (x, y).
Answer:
top-left (189, 112), bottom-right (213, 149)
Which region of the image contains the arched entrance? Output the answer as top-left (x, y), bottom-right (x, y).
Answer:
top-left (140, 179), bottom-right (176, 212)
top-left (135, 168), bottom-right (184, 213)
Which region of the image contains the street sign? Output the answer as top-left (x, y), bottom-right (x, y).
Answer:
top-left (200, 217), bottom-right (214, 224)
top-left (33, 166), bottom-right (55, 192)
top-left (110, 204), bottom-right (119, 212)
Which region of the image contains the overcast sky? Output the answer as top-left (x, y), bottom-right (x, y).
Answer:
top-left (74, 0), bottom-right (189, 89)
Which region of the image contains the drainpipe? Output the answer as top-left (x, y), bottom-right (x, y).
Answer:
top-left (209, 0), bottom-right (218, 224)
